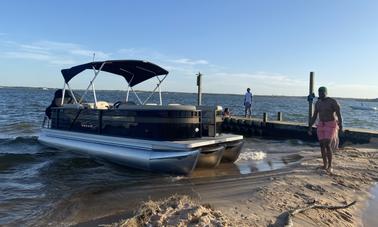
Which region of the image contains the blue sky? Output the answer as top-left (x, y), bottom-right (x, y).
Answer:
top-left (0, 0), bottom-right (377, 98)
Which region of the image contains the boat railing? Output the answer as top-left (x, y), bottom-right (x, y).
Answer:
top-left (42, 116), bottom-right (51, 129)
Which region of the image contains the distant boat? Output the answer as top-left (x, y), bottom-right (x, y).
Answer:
top-left (350, 103), bottom-right (377, 111)
top-left (42, 87), bottom-right (48, 90)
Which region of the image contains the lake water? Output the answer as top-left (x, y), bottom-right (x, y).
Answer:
top-left (0, 87), bottom-right (377, 225)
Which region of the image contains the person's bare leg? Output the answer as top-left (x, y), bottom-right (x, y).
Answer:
top-left (320, 141), bottom-right (327, 169)
top-left (325, 140), bottom-right (332, 171)
top-left (244, 107), bottom-right (247, 118)
top-left (248, 108), bottom-right (251, 118)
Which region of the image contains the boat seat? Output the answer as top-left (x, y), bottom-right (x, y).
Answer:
top-left (95, 101), bottom-right (110, 109)
top-left (84, 101), bottom-right (110, 110)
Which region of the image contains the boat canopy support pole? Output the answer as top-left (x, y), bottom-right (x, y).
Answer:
top-left (130, 86), bottom-right (143, 104)
top-left (66, 83), bottom-right (78, 104)
top-left (125, 75), bottom-right (134, 102)
top-left (142, 74), bottom-right (168, 105)
top-left (159, 78), bottom-right (162, 105)
top-left (119, 68), bottom-right (143, 104)
top-left (79, 62), bottom-right (107, 104)
top-left (61, 82), bottom-right (66, 106)
top-left (126, 84), bottom-right (130, 102)
top-left (92, 83), bottom-right (98, 107)
top-left (125, 85), bottom-right (143, 105)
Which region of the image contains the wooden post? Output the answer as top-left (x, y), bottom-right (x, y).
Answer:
top-left (308, 72), bottom-right (314, 128)
top-left (263, 112), bottom-right (268, 122)
top-left (197, 72), bottom-right (202, 106)
top-left (277, 112), bottom-right (282, 121)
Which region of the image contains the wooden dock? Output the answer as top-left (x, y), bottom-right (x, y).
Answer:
top-left (222, 116), bottom-right (378, 144)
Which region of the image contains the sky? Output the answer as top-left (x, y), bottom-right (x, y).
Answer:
top-left (0, 0), bottom-right (377, 98)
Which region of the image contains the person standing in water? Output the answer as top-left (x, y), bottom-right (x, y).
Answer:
top-left (244, 88), bottom-right (253, 118)
top-left (308, 87), bottom-right (343, 173)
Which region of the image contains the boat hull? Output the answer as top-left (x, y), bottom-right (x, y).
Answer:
top-left (221, 140), bottom-right (244, 163)
top-left (38, 129), bottom-right (199, 175)
top-left (196, 145), bottom-right (225, 168)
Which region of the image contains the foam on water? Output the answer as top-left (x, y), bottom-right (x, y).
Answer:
top-left (237, 149), bottom-right (267, 161)
top-left (363, 183), bottom-right (378, 227)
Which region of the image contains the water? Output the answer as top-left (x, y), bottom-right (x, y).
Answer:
top-left (0, 87), bottom-right (377, 225)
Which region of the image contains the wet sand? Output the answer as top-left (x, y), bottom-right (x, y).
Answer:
top-left (35, 140), bottom-right (378, 227)
top-left (363, 183), bottom-right (378, 226)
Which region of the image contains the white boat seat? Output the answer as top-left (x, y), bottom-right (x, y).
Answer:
top-left (84, 101), bottom-right (110, 110)
top-left (94, 101), bottom-right (110, 109)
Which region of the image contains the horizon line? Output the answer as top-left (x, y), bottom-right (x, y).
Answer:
top-left (1, 85), bottom-right (377, 100)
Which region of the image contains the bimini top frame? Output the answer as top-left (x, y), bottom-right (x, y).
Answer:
top-left (59, 60), bottom-right (169, 107)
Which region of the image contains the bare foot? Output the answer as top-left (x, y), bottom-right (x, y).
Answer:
top-left (326, 167), bottom-right (333, 174)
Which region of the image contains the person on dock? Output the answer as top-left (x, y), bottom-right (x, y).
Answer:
top-left (223, 107), bottom-right (231, 119)
top-left (308, 86), bottom-right (343, 173)
top-left (244, 88), bottom-right (253, 118)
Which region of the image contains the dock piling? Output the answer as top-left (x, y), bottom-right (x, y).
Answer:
top-left (277, 112), bottom-right (283, 121)
top-left (308, 72), bottom-right (315, 128)
top-left (197, 72), bottom-right (202, 106)
top-left (263, 112), bottom-right (268, 122)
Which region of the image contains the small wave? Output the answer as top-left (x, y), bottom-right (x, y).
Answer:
top-left (0, 153), bottom-right (38, 171)
top-left (40, 157), bottom-right (104, 176)
top-left (237, 149), bottom-right (267, 161)
top-left (285, 139), bottom-right (304, 146)
top-left (169, 176), bottom-right (187, 182)
top-left (0, 136), bottom-right (39, 146)
top-left (2, 122), bottom-right (38, 132)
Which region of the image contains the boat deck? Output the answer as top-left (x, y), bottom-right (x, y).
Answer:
top-left (41, 129), bottom-right (243, 151)
top-left (172, 134), bottom-right (243, 148)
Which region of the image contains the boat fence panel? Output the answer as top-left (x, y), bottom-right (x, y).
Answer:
top-left (51, 108), bottom-right (202, 141)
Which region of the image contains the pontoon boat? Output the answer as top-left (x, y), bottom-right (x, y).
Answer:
top-left (38, 60), bottom-right (243, 174)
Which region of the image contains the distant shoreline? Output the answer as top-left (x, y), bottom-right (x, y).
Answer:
top-left (2, 85), bottom-right (377, 101)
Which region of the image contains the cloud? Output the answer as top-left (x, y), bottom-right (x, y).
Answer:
top-left (69, 49), bottom-right (109, 59)
top-left (3, 51), bottom-right (51, 61)
top-left (117, 48), bottom-right (210, 76)
top-left (213, 72), bottom-right (307, 86)
top-left (2, 40), bottom-right (375, 98)
top-left (117, 49), bottom-right (308, 95)
top-left (118, 48), bottom-right (142, 57)
top-left (319, 83), bottom-right (378, 98)
top-left (199, 71), bottom-right (309, 96)
top-left (169, 58), bottom-right (208, 65)
top-left (0, 40), bottom-right (110, 65)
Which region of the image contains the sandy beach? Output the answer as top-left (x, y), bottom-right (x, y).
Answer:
top-left (80, 140), bottom-right (378, 227)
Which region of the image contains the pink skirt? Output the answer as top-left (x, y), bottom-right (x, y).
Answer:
top-left (317, 120), bottom-right (339, 150)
